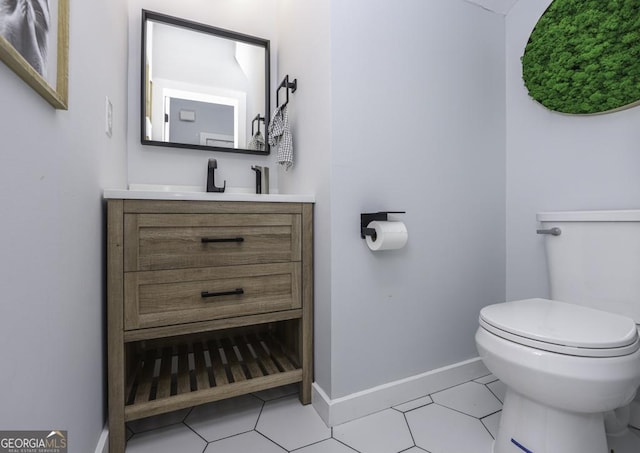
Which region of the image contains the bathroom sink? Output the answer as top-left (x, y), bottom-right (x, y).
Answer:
top-left (105, 185), bottom-right (315, 203)
top-left (129, 183), bottom-right (202, 192)
top-left (128, 184), bottom-right (253, 194)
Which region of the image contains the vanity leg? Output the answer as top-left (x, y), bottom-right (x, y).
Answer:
top-left (108, 416), bottom-right (125, 453)
top-left (300, 204), bottom-right (314, 405)
top-left (108, 200), bottom-right (126, 453)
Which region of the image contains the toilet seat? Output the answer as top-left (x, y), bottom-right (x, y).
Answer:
top-left (480, 298), bottom-right (640, 358)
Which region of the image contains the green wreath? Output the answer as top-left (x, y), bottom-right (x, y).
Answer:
top-left (522, 0), bottom-right (640, 114)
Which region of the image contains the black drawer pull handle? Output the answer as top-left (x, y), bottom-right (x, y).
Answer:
top-left (201, 237), bottom-right (245, 243)
top-left (201, 288), bottom-right (244, 298)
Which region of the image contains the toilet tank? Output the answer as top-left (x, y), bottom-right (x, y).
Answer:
top-left (538, 210), bottom-right (640, 323)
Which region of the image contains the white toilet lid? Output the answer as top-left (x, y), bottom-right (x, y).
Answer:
top-left (479, 298), bottom-right (640, 357)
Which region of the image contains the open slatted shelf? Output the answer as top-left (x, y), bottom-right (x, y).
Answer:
top-left (124, 332), bottom-right (301, 421)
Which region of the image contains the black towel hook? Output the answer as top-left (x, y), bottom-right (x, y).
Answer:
top-left (276, 75), bottom-right (297, 107)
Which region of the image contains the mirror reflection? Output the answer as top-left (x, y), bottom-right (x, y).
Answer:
top-left (141, 10), bottom-right (270, 154)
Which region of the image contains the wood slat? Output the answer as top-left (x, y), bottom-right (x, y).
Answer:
top-left (221, 338), bottom-right (247, 382)
top-left (193, 342), bottom-right (210, 390)
top-left (177, 344), bottom-right (190, 395)
top-left (208, 340), bottom-right (229, 386)
top-left (156, 347), bottom-right (173, 399)
top-left (260, 335), bottom-right (296, 372)
top-left (235, 337), bottom-right (263, 379)
top-left (268, 333), bottom-right (301, 368)
top-left (124, 329), bottom-right (304, 416)
top-left (247, 334), bottom-right (280, 375)
top-left (125, 370), bottom-right (302, 422)
top-left (134, 351), bottom-right (157, 404)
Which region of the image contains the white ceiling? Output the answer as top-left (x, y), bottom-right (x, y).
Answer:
top-left (462, 0), bottom-right (519, 15)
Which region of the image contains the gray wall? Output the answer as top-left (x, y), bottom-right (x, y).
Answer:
top-left (0, 0), bottom-right (128, 451)
top-left (276, 0), bottom-right (333, 395)
top-left (505, 1), bottom-right (640, 301)
top-left (169, 98), bottom-right (234, 145)
top-left (329, 0), bottom-right (506, 398)
top-left (278, 0), bottom-right (506, 399)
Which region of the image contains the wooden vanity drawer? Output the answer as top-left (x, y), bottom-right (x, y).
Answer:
top-left (124, 263), bottom-right (301, 330)
top-left (124, 213), bottom-right (301, 271)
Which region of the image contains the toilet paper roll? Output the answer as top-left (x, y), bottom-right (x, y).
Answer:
top-left (365, 221), bottom-right (408, 251)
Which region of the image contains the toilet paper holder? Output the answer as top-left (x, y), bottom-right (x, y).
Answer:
top-left (360, 211), bottom-right (405, 239)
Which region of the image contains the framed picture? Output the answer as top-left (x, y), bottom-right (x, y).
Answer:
top-left (0, 0), bottom-right (69, 109)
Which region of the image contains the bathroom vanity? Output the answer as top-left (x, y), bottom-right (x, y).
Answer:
top-left (104, 190), bottom-right (314, 453)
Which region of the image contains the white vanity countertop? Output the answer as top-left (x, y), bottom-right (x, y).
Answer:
top-left (103, 185), bottom-right (315, 203)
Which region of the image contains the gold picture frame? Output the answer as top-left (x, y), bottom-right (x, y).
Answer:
top-left (0, 0), bottom-right (69, 110)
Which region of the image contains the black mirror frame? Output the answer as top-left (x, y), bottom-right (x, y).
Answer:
top-left (140, 9), bottom-right (271, 155)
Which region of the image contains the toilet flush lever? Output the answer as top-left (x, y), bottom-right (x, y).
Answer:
top-left (536, 227), bottom-right (562, 236)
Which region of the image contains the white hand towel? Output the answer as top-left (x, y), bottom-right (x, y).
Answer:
top-left (268, 104), bottom-right (293, 170)
top-left (248, 130), bottom-right (265, 151)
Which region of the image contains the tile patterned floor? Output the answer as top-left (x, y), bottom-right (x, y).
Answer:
top-left (125, 374), bottom-right (507, 453)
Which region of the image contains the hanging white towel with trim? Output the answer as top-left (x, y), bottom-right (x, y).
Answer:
top-left (268, 104), bottom-right (293, 170)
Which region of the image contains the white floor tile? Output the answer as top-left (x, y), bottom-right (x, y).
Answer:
top-left (431, 382), bottom-right (502, 418)
top-left (204, 431), bottom-right (286, 453)
top-left (123, 376), bottom-right (512, 453)
top-left (185, 394), bottom-right (264, 442)
top-left (394, 395), bottom-right (433, 412)
top-left (486, 380), bottom-right (506, 403)
top-left (126, 408), bottom-right (191, 434)
top-left (406, 403), bottom-right (494, 453)
top-left (125, 423), bottom-right (206, 453)
top-left (333, 409), bottom-right (414, 453)
top-left (474, 374), bottom-right (498, 384)
top-left (256, 395), bottom-right (330, 450)
top-left (294, 438), bottom-right (358, 453)
top-left (481, 411), bottom-right (501, 439)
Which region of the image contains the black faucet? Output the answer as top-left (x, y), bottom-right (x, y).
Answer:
top-left (206, 159), bottom-right (226, 193)
top-left (251, 166), bottom-right (262, 194)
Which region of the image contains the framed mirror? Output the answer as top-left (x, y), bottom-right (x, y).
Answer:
top-left (141, 10), bottom-right (270, 155)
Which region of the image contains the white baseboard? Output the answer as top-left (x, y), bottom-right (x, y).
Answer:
top-left (312, 357), bottom-right (489, 427)
top-left (94, 422), bottom-right (109, 453)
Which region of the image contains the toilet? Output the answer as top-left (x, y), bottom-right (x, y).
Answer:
top-left (476, 210), bottom-right (640, 453)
